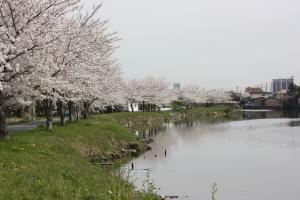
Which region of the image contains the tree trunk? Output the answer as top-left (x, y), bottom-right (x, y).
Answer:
top-left (20, 105), bottom-right (25, 118)
top-left (68, 101), bottom-right (74, 122)
top-left (58, 101), bottom-right (65, 126)
top-left (83, 102), bottom-right (90, 119)
top-left (142, 101), bottom-right (145, 112)
top-left (76, 104), bottom-right (81, 120)
top-left (45, 99), bottom-right (53, 131)
top-left (130, 103), bottom-right (134, 112)
top-left (31, 100), bottom-right (36, 120)
top-left (0, 91), bottom-right (8, 138)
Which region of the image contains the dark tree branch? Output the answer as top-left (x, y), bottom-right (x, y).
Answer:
top-left (0, 65), bottom-right (34, 82)
top-left (5, 0), bottom-right (19, 36)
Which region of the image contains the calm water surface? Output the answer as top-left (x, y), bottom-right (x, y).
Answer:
top-left (122, 111), bottom-right (300, 200)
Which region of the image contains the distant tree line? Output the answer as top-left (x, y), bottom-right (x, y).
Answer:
top-left (284, 83), bottom-right (300, 109)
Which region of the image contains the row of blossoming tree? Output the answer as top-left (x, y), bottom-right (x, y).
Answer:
top-left (180, 84), bottom-right (232, 108)
top-left (0, 0), bottom-right (124, 136)
top-left (0, 0), bottom-right (232, 137)
top-left (124, 81), bottom-right (232, 111)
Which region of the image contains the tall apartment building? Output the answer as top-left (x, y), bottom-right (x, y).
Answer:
top-left (272, 76), bottom-right (294, 94)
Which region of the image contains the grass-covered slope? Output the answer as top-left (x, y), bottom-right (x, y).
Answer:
top-left (0, 115), bottom-right (156, 200)
top-left (0, 107), bottom-right (240, 200)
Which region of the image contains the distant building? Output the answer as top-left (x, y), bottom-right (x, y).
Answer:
top-left (252, 97), bottom-right (266, 107)
top-left (265, 98), bottom-right (280, 107)
top-left (245, 87), bottom-right (264, 94)
top-left (272, 77), bottom-right (294, 94)
top-left (245, 87), bottom-right (265, 99)
top-left (275, 90), bottom-right (288, 99)
top-left (173, 83), bottom-right (181, 92)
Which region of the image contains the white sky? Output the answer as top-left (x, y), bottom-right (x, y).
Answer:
top-left (84, 0), bottom-right (300, 90)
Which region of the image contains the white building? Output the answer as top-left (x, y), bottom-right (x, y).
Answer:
top-left (128, 103), bottom-right (139, 112)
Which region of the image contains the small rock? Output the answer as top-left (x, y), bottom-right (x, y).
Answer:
top-left (101, 162), bottom-right (112, 166)
top-left (101, 156), bottom-right (109, 162)
top-left (145, 145), bottom-right (152, 151)
top-left (161, 195), bottom-right (179, 200)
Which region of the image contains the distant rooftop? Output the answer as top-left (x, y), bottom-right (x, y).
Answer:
top-left (245, 87), bottom-right (264, 94)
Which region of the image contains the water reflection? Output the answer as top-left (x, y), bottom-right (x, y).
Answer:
top-left (124, 110), bottom-right (300, 200)
top-left (137, 126), bottom-right (167, 140)
top-left (289, 120), bottom-right (300, 127)
top-left (242, 110), bottom-right (300, 120)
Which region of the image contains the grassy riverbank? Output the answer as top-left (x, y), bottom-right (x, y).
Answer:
top-left (1, 115), bottom-right (156, 200)
top-left (0, 106), bottom-right (240, 200)
top-left (114, 106), bottom-right (241, 130)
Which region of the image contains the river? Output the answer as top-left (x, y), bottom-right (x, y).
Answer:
top-left (122, 110), bottom-right (300, 200)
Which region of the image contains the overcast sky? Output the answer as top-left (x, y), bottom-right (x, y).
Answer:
top-left (85, 0), bottom-right (300, 90)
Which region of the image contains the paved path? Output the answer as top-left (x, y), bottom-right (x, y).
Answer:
top-left (8, 118), bottom-right (60, 133)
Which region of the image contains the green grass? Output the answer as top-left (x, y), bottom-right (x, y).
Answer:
top-left (181, 105), bottom-right (237, 113)
top-left (0, 107), bottom-right (240, 200)
top-left (0, 115), bottom-right (158, 200)
top-left (111, 106), bottom-right (240, 131)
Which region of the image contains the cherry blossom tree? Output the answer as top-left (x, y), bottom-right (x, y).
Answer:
top-left (124, 79), bottom-right (143, 112)
top-left (205, 89), bottom-right (232, 104)
top-left (125, 77), bottom-right (175, 112)
top-left (20, 5), bottom-right (120, 130)
top-left (0, 0), bottom-right (81, 136)
top-left (180, 85), bottom-right (232, 107)
top-left (181, 84), bottom-right (207, 107)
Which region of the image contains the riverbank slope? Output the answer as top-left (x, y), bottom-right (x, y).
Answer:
top-left (0, 107), bottom-right (239, 200)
